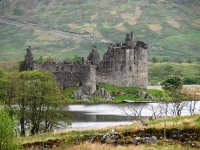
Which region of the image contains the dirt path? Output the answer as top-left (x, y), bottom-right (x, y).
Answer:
top-left (0, 16), bottom-right (116, 44)
top-left (0, 17), bottom-right (92, 39)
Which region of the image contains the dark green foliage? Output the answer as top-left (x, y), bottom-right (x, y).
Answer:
top-left (43, 56), bottom-right (56, 62)
top-left (37, 56), bottom-right (43, 62)
top-left (72, 55), bottom-right (82, 61)
top-left (183, 76), bottom-right (200, 84)
top-left (197, 57), bottom-right (200, 62)
top-left (161, 57), bottom-right (170, 62)
top-left (152, 56), bottom-right (158, 63)
top-left (149, 64), bottom-right (175, 84)
top-left (161, 76), bottom-right (183, 94)
top-left (65, 55), bottom-right (82, 62)
top-left (0, 68), bottom-right (6, 99)
top-left (187, 59), bottom-right (192, 63)
top-left (13, 8), bottom-right (24, 16)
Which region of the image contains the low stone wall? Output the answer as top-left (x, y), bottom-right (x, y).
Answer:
top-left (23, 128), bottom-right (200, 149)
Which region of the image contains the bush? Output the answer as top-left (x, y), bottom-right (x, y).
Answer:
top-left (152, 56), bottom-right (159, 63)
top-left (13, 8), bottom-right (24, 16)
top-left (0, 108), bottom-right (20, 150)
top-left (187, 59), bottom-right (192, 63)
top-left (183, 76), bottom-right (200, 84)
top-left (197, 57), bottom-right (200, 62)
top-left (161, 56), bottom-right (170, 62)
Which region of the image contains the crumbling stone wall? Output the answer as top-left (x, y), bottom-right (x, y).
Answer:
top-left (20, 47), bottom-right (96, 95)
top-left (20, 32), bottom-right (148, 99)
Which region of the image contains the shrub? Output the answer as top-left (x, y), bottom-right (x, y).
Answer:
top-left (0, 108), bottom-right (20, 150)
top-left (187, 59), bottom-right (192, 63)
top-left (152, 56), bottom-right (159, 63)
top-left (13, 8), bottom-right (24, 16)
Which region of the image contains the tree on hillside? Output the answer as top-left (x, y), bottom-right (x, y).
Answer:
top-left (196, 57), bottom-right (200, 62)
top-left (3, 70), bottom-right (70, 136)
top-left (161, 57), bottom-right (170, 62)
top-left (152, 56), bottom-right (158, 63)
top-left (37, 56), bottom-right (44, 62)
top-left (44, 56), bottom-right (56, 62)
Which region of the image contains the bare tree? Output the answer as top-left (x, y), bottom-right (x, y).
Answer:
top-left (182, 86), bottom-right (200, 115)
top-left (148, 103), bottom-right (163, 120)
top-left (187, 101), bottom-right (197, 115)
top-left (119, 103), bottom-right (146, 122)
top-left (168, 101), bottom-right (187, 116)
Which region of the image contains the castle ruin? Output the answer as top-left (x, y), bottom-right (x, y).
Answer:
top-left (20, 32), bottom-right (148, 100)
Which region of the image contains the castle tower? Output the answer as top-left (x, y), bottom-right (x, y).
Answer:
top-left (19, 46), bottom-right (34, 71)
top-left (96, 32), bottom-right (148, 89)
top-left (87, 45), bottom-right (100, 66)
top-left (81, 65), bottom-right (96, 95)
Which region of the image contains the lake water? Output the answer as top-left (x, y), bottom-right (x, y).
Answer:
top-left (57, 101), bottom-right (200, 130)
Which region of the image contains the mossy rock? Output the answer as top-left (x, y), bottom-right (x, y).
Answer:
top-left (124, 136), bottom-right (132, 144)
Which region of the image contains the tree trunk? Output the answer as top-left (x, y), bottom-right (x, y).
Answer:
top-left (164, 103), bottom-right (168, 139)
top-left (20, 117), bottom-right (25, 136)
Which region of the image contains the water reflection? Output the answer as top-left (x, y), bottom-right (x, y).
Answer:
top-left (61, 102), bottom-right (200, 130)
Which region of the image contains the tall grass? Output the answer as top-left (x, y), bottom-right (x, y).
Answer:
top-left (54, 142), bottom-right (152, 150)
top-left (51, 142), bottom-right (198, 150)
top-left (147, 114), bottom-right (200, 129)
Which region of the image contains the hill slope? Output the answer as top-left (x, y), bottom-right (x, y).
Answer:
top-left (0, 0), bottom-right (200, 61)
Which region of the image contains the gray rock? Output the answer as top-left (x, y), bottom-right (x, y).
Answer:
top-left (151, 136), bottom-right (157, 143)
top-left (132, 137), bottom-right (140, 145)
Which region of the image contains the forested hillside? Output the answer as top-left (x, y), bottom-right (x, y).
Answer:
top-left (0, 0), bottom-right (200, 61)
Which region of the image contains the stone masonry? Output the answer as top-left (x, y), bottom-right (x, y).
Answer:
top-left (20, 32), bottom-right (148, 99)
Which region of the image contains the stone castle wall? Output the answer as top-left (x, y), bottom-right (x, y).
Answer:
top-left (20, 32), bottom-right (148, 98)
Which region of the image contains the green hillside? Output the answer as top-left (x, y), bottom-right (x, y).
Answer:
top-left (0, 0), bottom-right (200, 61)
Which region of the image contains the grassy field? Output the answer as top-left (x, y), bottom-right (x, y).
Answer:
top-left (99, 83), bottom-right (162, 102)
top-left (0, 0), bottom-right (200, 61)
top-left (64, 83), bottom-right (163, 103)
top-left (148, 62), bottom-right (200, 85)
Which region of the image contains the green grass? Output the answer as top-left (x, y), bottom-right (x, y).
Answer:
top-left (18, 128), bottom-right (107, 144)
top-left (63, 83), bottom-right (162, 103)
top-left (64, 87), bottom-right (78, 101)
top-left (99, 83), bottom-right (119, 92)
top-left (147, 114), bottom-right (200, 130)
top-left (99, 83), bottom-right (162, 102)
